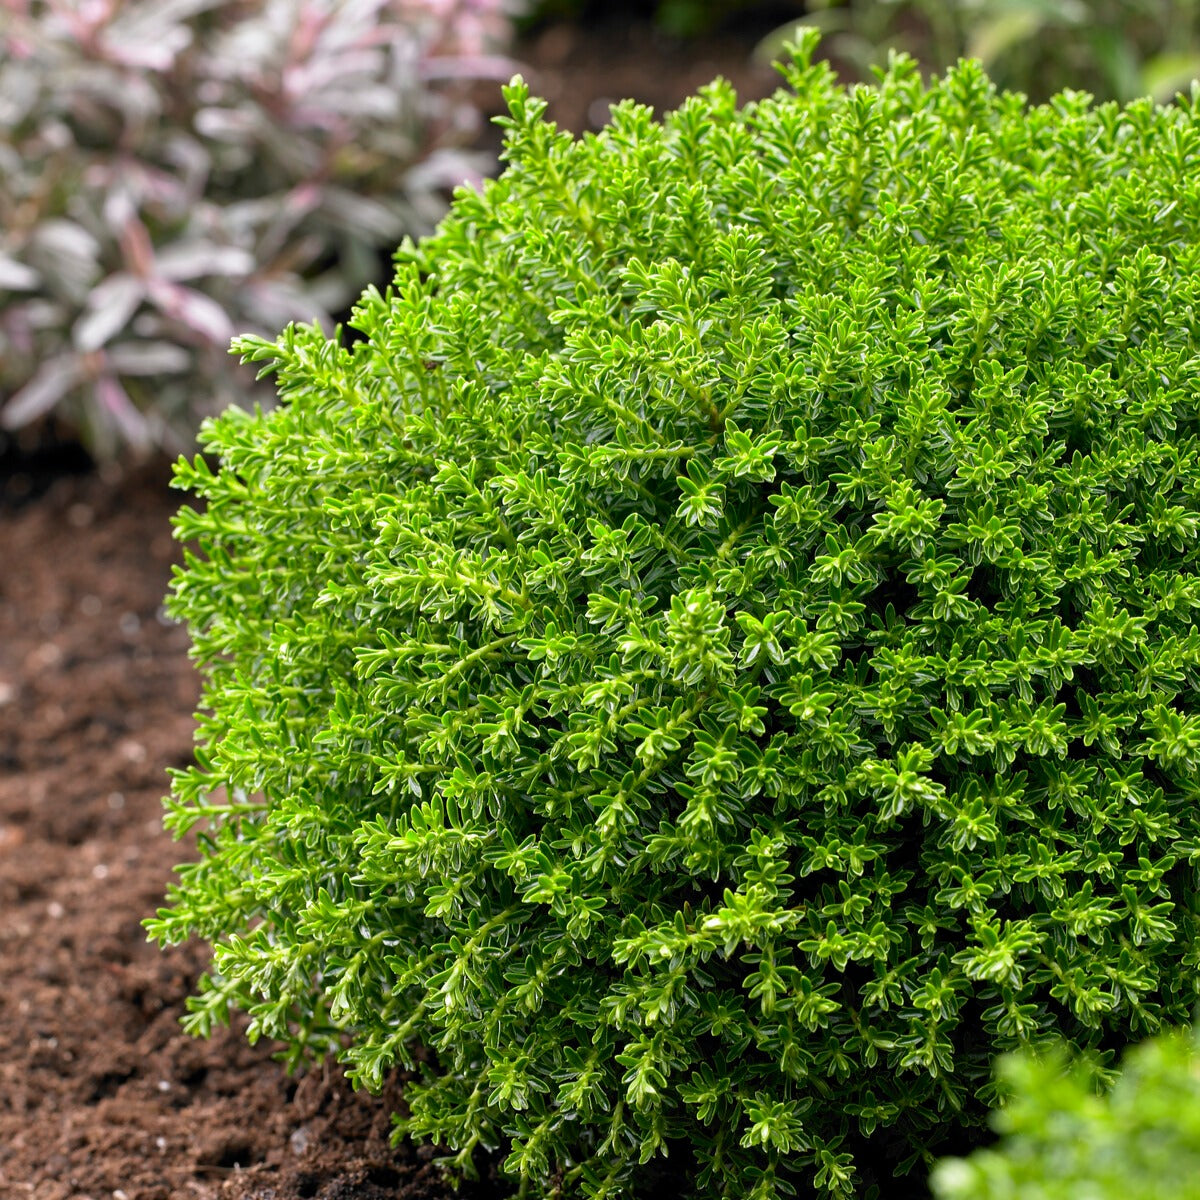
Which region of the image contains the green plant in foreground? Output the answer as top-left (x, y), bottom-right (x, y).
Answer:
top-left (931, 1023), bottom-right (1200, 1200)
top-left (151, 32), bottom-right (1200, 1200)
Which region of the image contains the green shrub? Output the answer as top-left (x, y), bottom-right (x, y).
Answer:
top-left (0, 0), bottom-right (518, 458)
top-left (150, 32), bottom-right (1200, 1200)
top-left (932, 1023), bottom-right (1200, 1200)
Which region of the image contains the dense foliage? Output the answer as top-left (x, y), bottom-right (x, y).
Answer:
top-left (0, 0), bottom-right (517, 457)
top-left (931, 1023), bottom-right (1200, 1200)
top-left (152, 34), bottom-right (1200, 1200)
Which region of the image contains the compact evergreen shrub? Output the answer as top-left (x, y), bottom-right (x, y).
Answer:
top-left (931, 1023), bottom-right (1200, 1200)
top-left (151, 34), bottom-right (1200, 1199)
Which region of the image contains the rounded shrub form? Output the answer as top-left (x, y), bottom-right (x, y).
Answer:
top-left (154, 35), bottom-right (1200, 1200)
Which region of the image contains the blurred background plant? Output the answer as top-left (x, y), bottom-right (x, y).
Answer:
top-left (768, 0), bottom-right (1200, 104)
top-left (0, 0), bottom-right (522, 460)
top-left (930, 1023), bottom-right (1200, 1200)
top-left (524, 1), bottom-right (1200, 103)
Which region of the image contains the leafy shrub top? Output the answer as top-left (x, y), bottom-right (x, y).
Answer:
top-left (153, 34), bottom-right (1200, 1200)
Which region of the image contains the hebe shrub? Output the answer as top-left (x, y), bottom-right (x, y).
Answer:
top-left (0, 0), bottom-right (517, 457)
top-left (931, 1023), bottom-right (1200, 1200)
top-left (152, 33), bottom-right (1200, 1199)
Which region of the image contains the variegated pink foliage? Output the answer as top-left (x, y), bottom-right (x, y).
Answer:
top-left (0, 0), bottom-right (521, 456)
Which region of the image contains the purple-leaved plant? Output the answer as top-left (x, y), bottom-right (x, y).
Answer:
top-left (0, 0), bottom-right (523, 457)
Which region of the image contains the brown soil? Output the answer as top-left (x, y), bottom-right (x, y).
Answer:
top-left (517, 15), bottom-right (782, 135)
top-left (0, 20), bottom-right (781, 1200)
top-left (0, 465), bottom-right (495, 1200)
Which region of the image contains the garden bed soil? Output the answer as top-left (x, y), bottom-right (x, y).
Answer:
top-left (0, 19), bottom-right (782, 1200)
top-left (517, 14), bottom-right (780, 136)
top-left (0, 463), bottom-right (479, 1200)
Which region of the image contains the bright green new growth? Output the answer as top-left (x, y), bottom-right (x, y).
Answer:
top-left (152, 33), bottom-right (1200, 1199)
top-left (931, 1023), bottom-right (1200, 1200)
